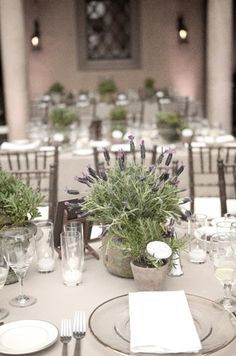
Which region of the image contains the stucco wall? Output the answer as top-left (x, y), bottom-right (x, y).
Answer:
top-left (25, 0), bottom-right (205, 102)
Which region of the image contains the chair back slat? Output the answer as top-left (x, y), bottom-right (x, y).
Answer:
top-left (0, 146), bottom-right (59, 221)
top-left (217, 159), bottom-right (236, 216)
top-left (188, 143), bottom-right (236, 213)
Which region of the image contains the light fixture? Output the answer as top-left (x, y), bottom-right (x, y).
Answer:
top-left (31, 20), bottom-right (41, 50)
top-left (177, 16), bottom-right (188, 43)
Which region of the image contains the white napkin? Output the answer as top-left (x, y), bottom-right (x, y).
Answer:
top-left (129, 290), bottom-right (201, 354)
top-left (1, 140), bottom-right (41, 151)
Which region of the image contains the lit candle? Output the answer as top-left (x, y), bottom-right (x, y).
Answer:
top-left (189, 248), bottom-right (206, 264)
top-left (37, 257), bottom-right (55, 272)
top-left (63, 270), bottom-right (82, 286)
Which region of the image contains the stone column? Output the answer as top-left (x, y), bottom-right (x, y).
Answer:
top-left (0, 0), bottom-right (29, 140)
top-left (206, 0), bottom-right (233, 133)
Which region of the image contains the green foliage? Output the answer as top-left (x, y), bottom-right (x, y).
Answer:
top-left (98, 79), bottom-right (117, 96)
top-left (81, 146), bottom-right (187, 267)
top-left (0, 171), bottom-right (43, 229)
top-left (110, 107), bottom-right (127, 121)
top-left (49, 108), bottom-right (79, 129)
top-left (157, 112), bottom-right (184, 129)
top-left (157, 112), bottom-right (186, 142)
top-left (144, 77), bottom-right (155, 89)
top-left (48, 82), bottom-right (64, 94)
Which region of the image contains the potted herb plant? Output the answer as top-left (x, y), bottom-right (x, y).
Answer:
top-left (157, 112), bottom-right (185, 142)
top-left (144, 77), bottom-right (156, 99)
top-left (109, 106), bottom-right (127, 141)
top-left (48, 82), bottom-right (65, 104)
top-left (49, 108), bottom-right (80, 147)
top-left (97, 79), bottom-right (118, 103)
top-left (0, 171), bottom-right (43, 284)
top-left (71, 137), bottom-right (189, 284)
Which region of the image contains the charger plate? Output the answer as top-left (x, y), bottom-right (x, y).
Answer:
top-left (0, 320), bottom-right (58, 355)
top-left (89, 294), bottom-right (236, 355)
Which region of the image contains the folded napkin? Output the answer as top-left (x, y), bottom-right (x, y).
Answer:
top-left (129, 290), bottom-right (201, 354)
top-left (1, 140), bottom-right (41, 151)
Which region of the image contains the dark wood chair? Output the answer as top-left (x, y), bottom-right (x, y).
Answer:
top-left (217, 159), bottom-right (236, 216)
top-left (0, 146), bottom-right (59, 221)
top-left (187, 143), bottom-right (236, 213)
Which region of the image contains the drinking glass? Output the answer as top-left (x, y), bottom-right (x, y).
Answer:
top-left (188, 214), bottom-right (207, 263)
top-left (63, 221), bottom-right (84, 270)
top-left (35, 220), bottom-right (55, 273)
top-left (60, 231), bottom-right (84, 286)
top-left (210, 232), bottom-right (236, 312)
top-left (2, 227), bottom-right (36, 307)
top-left (0, 240), bottom-right (9, 319)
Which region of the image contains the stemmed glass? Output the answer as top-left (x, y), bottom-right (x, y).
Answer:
top-left (2, 227), bottom-right (36, 307)
top-left (0, 240), bottom-right (9, 319)
top-left (210, 232), bottom-right (236, 312)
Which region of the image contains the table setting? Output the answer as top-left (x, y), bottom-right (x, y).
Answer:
top-left (0, 140), bottom-right (236, 356)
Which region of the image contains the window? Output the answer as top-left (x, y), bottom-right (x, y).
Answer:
top-left (77, 0), bottom-right (140, 70)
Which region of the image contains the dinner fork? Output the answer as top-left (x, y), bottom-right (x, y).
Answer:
top-left (60, 319), bottom-right (72, 356)
top-left (73, 311), bottom-right (86, 356)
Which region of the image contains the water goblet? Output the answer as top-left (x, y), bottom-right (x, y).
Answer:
top-left (0, 240), bottom-right (9, 319)
top-left (210, 232), bottom-right (236, 312)
top-left (2, 227), bottom-right (36, 307)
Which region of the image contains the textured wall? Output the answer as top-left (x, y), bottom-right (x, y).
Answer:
top-left (25, 0), bottom-right (205, 102)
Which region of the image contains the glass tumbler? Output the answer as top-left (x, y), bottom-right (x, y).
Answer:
top-left (188, 214), bottom-right (207, 264)
top-left (60, 231), bottom-right (84, 287)
top-left (35, 221), bottom-right (55, 273)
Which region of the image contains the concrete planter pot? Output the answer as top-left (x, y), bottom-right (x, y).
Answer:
top-left (101, 236), bottom-right (133, 279)
top-left (130, 260), bottom-right (169, 291)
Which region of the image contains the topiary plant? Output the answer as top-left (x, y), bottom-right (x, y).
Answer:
top-left (49, 108), bottom-right (79, 130)
top-left (0, 171), bottom-right (43, 230)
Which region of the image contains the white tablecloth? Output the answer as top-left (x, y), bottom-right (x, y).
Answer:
top-left (1, 244), bottom-right (236, 356)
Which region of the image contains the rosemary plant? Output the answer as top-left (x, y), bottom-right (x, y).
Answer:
top-left (0, 171), bottom-right (44, 230)
top-left (70, 136), bottom-right (189, 268)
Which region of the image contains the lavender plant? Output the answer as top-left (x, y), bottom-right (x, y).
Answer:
top-left (68, 136), bottom-right (189, 267)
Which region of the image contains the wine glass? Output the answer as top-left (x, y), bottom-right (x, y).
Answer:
top-left (210, 232), bottom-right (236, 312)
top-left (2, 227), bottom-right (36, 307)
top-left (0, 240), bottom-right (9, 319)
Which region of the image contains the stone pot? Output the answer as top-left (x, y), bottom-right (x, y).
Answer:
top-left (101, 236), bottom-right (133, 279)
top-left (130, 260), bottom-right (169, 291)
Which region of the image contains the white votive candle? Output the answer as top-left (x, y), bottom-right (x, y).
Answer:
top-left (189, 248), bottom-right (207, 264)
top-left (37, 257), bottom-right (55, 272)
top-left (63, 270), bottom-right (82, 286)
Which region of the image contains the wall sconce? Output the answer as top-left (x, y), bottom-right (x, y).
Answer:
top-left (31, 20), bottom-right (41, 50)
top-left (177, 16), bottom-right (188, 43)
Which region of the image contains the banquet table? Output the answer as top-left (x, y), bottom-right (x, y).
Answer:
top-left (1, 242), bottom-right (236, 356)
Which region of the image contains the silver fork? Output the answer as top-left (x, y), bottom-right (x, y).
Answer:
top-left (73, 311), bottom-right (86, 356)
top-left (60, 319), bottom-right (72, 356)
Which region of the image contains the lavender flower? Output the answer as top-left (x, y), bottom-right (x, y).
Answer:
top-left (87, 165), bottom-right (99, 180)
top-left (74, 175), bottom-right (91, 187)
top-left (117, 149), bottom-right (125, 170)
top-left (128, 134), bottom-right (136, 162)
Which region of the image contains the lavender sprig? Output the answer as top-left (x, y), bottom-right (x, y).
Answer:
top-left (117, 149), bottom-right (125, 170)
top-left (87, 165), bottom-right (99, 180)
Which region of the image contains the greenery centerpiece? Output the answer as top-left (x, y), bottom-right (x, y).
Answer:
top-left (48, 82), bottom-right (65, 104)
top-left (98, 79), bottom-right (117, 103)
top-left (157, 112), bottom-right (185, 142)
top-left (109, 106), bottom-right (127, 141)
top-left (70, 136), bottom-right (188, 278)
top-left (0, 171), bottom-right (43, 284)
top-left (143, 77), bottom-right (156, 99)
top-left (49, 107), bottom-right (80, 146)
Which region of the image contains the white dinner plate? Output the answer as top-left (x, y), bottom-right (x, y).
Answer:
top-left (0, 320), bottom-right (58, 355)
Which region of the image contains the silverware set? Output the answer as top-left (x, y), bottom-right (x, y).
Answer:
top-left (60, 311), bottom-right (86, 356)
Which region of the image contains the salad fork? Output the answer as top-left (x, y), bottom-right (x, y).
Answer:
top-left (60, 319), bottom-right (72, 356)
top-left (73, 311), bottom-right (86, 356)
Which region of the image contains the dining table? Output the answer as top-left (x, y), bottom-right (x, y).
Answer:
top-left (1, 240), bottom-right (236, 356)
